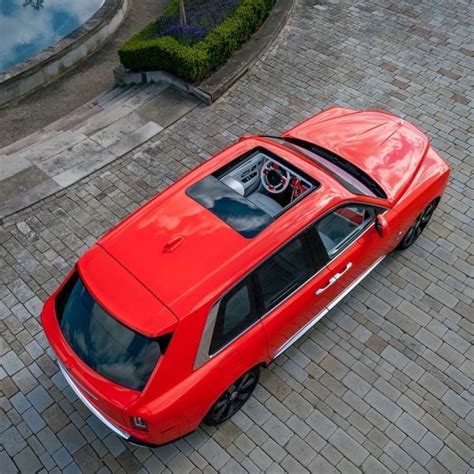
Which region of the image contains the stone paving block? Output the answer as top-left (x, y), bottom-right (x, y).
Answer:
top-left (329, 428), bottom-right (369, 466)
top-left (308, 454), bottom-right (338, 474)
top-left (0, 425), bottom-right (28, 457)
top-left (401, 437), bottom-right (431, 467)
top-left (395, 413), bottom-right (428, 442)
top-left (362, 455), bottom-right (390, 474)
top-left (419, 372), bottom-right (449, 398)
top-left (37, 426), bottom-right (62, 453)
top-left (13, 446), bottom-right (42, 473)
top-left (420, 431), bottom-right (444, 457)
top-left (23, 406), bottom-right (47, 433)
top-left (383, 440), bottom-right (412, 470)
top-left (52, 447), bottom-right (73, 469)
top-left (342, 371), bottom-right (372, 398)
top-left (1, 351), bottom-right (24, 376)
top-left (0, 450), bottom-right (20, 474)
top-left (242, 397), bottom-right (272, 425)
top-left (365, 389), bottom-right (402, 423)
top-left (437, 445), bottom-right (470, 473)
top-left (10, 391), bottom-right (30, 414)
top-left (198, 438), bottom-right (230, 471)
top-left (57, 424), bottom-right (87, 455)
top-left (441, 389), bottom-right (472, 418)
top-left (27, 385), bottom-right (54, 413)
top-left (307, 410), bottom-right (337, 439)
top-left (286, 435), bottom-right (317, 466)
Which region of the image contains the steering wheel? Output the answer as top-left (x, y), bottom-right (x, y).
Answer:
top-left (260, 159), bottom-right (290, 194)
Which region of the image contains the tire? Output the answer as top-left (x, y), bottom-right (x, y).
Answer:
top-left (203, 367), bottom-right (260, 426)
top-left (397, 199), bottom-right (438, 250)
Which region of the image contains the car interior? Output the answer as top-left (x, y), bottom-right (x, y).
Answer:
top-left (317, 205), bottom-right (375, 256)
top-left (217, 150), bottom-right (314, 217)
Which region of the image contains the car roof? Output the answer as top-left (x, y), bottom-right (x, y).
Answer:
top-left (282, 108), bottom-right (430, 202)
top-left (97, 137), bottom-right (355, 318)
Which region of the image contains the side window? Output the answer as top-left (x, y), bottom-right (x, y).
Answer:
top-left (255, 235), bottom-right (316, 313)
top-left (317, 205), bottom-right (377, 257)
top-left (210, 280), bottom-right (258, 354)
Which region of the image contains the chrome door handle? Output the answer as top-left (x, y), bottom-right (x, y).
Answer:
top-left (315, 276), bottom-right (337, 295)
top-left (315, 262), bottom-right (352, 296)
top-left (333, 262), bottom-right (352, 281)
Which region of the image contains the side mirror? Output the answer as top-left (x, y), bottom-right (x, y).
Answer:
top-left (375, 215), bottom-right (389, 238)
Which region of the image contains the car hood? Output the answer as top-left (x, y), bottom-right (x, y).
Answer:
top-left (282, 108), bottom-right (430, 202)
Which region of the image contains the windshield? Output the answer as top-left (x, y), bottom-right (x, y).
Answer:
top-left (56, 273), bottom-right (170, 391)
top-left (276, 138), bottom-right (387, 199)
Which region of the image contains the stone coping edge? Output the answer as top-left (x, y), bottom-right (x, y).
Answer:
top-left (114, 0), bottom-right (295, 104)
top-left (0, 0), bottom-right (128, 108)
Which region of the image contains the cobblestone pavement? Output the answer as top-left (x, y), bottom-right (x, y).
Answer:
top-left (1, 0), bottom-right (473, 472)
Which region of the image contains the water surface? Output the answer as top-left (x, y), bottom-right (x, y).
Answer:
top-left (0, 0), bottom-right (104, 72)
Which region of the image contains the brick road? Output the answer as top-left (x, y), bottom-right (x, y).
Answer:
top-left (0, 0), bottom-right (473, 472)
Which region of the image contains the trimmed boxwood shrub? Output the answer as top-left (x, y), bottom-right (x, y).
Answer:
top-left (118, 0), bottom-right (275, 83)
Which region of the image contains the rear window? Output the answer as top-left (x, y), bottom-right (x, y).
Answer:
top-left (56, 273), bottom-right (170, 391)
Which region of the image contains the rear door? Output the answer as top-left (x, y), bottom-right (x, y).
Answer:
top-left (257, 230), bottom-right (337, 358)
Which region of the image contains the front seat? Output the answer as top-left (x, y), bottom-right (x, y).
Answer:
top-left (247, 192), bottom-right (283, 217)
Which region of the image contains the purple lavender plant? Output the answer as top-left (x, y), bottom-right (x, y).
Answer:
top-left (151, 0), bottom-right (242, 45)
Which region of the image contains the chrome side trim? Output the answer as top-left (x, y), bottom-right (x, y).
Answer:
top-left (326, 255), bottom-right (385, 312)
top-left (273, 255), bottom-right (386, 359)
top-left (194, 303), bottom-right (220, 369)
top-left (58, 361), bottom-right (130, 440)
top-left (273, 308), bottom-right (329, 359)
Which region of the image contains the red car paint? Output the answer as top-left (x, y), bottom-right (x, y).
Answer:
top-left (41, 108), bottom-right (450, 446)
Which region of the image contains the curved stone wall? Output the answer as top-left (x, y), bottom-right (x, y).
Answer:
top-left (0, 0), bottom-right (127, 107)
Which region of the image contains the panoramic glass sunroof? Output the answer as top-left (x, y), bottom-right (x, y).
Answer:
top-left (187, 148), bottom-right (319, 238)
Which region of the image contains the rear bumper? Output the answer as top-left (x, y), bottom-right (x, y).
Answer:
top-left (58, 360), bottom-right (184, 448)
top-left (58, 361), bottom-right (131, 441)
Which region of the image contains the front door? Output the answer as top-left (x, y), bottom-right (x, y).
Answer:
top-left (312, 204), bottom-right (388, 309)
top-left (257, 230), bottom-right (338, 358)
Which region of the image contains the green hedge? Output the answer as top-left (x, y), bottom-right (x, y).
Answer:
top-left (118, 0), bottom-right (275, 83)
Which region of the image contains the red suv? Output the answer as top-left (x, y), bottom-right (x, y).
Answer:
top-left (41, 108), bottom-right (449, 446)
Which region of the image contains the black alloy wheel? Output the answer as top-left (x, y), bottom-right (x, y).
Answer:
top-left (397, 199), bottom-right (438, 250)
top-left (203, 367), bottom-right (260, 426)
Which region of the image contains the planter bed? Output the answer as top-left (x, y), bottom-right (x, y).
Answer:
top-left (119, 0), bottom-right (275, 83)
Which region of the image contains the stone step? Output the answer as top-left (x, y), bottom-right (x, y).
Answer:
top-left (0, 127), bottom-right (60, 156)
top-left (22, 131), bottom-right (89, 165)
top-left (108, 121), bottom-right (163, 157)
top-left (0, 129), bottom-right (62, 160)
top-left (98, 84), bottom-right (140, 108)
top-left (89, 112), bottom-right (145, 149)
top-left (1, 83), bottom-right (166, 162)
top-left (44, 85), bottom-right (136, 134)
top-left (91, 85), bottom-right (131, 107)
top-left (117, 82), bottom-right (169, 109)
top-left (69, 83), bottom-right (168, 135)
top-left (54, 84), bottom-right (158, 136)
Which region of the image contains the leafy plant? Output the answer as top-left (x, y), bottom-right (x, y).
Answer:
top-left (119, 0), bottom-right (275, 83)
